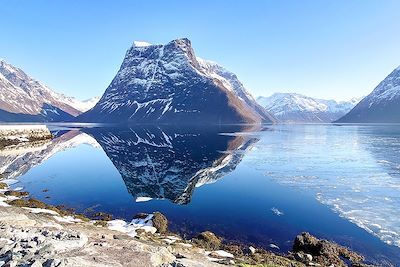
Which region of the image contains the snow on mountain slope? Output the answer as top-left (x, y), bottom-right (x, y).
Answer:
top-left (80, 38), bottom-right (275, 124)
top-left (63, 96), bottom-right (100, 113)
top-left (0, 59), bottom-right (99, 121)
top-left (257, 93), bottom-right (361, 123)
top-left (196, 57), bottom-right (274, 122)
top-left (336, 66), bottom-right (400, 123)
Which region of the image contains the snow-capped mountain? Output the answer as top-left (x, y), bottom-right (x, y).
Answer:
top-left (0, 59), bottom-right (98, 121)
top-left (84, 126), bottom-right (259, 204)
top-left (80, 38), bottom-right (275, 124)
top-left (257, 93), bottom-right (361, 123)
top-left (63, 96), bottom-right (100, 113)
top-left (336, 66), bottom-right (400, 123)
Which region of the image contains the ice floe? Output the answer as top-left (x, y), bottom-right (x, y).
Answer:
top-left (247, 125), bottom-right (400, 248)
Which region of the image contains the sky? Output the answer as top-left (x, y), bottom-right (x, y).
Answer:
top-left (1, 0), bottom-right (400, 101)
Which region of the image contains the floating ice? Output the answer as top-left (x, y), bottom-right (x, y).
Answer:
top-left (247, 125), bottom-right (400, 248)
top-left (271, 207), bottom-right (284, 216)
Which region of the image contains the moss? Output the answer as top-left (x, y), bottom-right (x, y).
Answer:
top-left (75, 214), bottom-right (90, 222)
top-left (222, 244), bottom-right (244, 257)
top-left (91, 212), bottom-right (113, 221)
top-left (192, 231), bottom-right (222, 250)
top-left (8, 197), bottom-right (90, 222)
top-left (0, 182), bottom-right (8, 189)
top-left (152, 212), bottom-right (168, 234)
top-left (94, 220), bottom-right (108, 227)
top-left (4, 190), bottom-right (29, 197)
top-left (0, 139), bottom-right (20, 148)
top-left (9, 198), bottom-right (49, 209)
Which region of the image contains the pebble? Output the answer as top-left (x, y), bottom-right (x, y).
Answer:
top-left (249, 246), bottom-right (256, 254)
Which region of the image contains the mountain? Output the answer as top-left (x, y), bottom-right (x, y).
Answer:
top-left (63, 96), bottom-right (100, 113)
top-left (336, 66), bottom-right (400, 123)
top-left (84, 126), bottom-right (259, 204)
top-left (0, 59), bottom-right (98, 122)
top-left (257, 93), bottom-right (361, 123)
top-left (79, 38), bottom-right (275, 124)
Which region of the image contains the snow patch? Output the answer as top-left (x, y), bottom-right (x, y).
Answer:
top-left (133, 41), bottom-right (152, 47)
top-left (107, 214), bottom-right (156, 237)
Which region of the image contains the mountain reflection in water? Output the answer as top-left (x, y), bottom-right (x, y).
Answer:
top-left (1, 125), bottom-right (260, 205)
top-left (2, 124), bottom-right (400, 266)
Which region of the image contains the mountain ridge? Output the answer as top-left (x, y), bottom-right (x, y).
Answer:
top-left (0, 59), bottom-right (99, 121)
top-left (336, 66), bottom-right (400, 123)
top-left (79, 38), bottom-right (275, 124)
top-left (257, 92), bottom-right (361, 123)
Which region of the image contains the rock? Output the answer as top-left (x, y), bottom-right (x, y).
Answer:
top-left (151, 212), bottom-right (168, 234)
top-left (133, 212), bottom-right (149, 219)
top-left (192, 231), bottom-right (222, 250)
top-left (30, 260), bottom-right (43, 267)
top-left (4, 191), bottom-right (29, 197)
top-left (222, 244), bottom-right (243, 257)
top-left (248, 246), bottom-right (256, 254)
top-left (0, 182), bottom-right (7, 189)
top-left (293, 232), bottom-right (365, 266)
top-left (43, 258), bottom-right (63, 267)
top-left (91, 212), bottom-right (113, 221)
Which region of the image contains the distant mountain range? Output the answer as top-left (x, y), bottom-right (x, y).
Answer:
top-left (0, 59), bottom-right (99, 122)
top-left (336, 66), bottom-right (400, 123)
top-left (257, 93), bottom-right (361, 123)
top-left (2, 41), bottom-right (398, 124)
top-left (79, 38), bottom-right (275, 124)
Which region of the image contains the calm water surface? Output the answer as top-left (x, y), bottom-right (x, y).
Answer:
top-left (2, 124), bottom-right (400, 266)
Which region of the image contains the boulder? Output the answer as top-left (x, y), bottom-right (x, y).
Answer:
top-left (293, 232), bottom-right (365, 266)
top-left (151, 212), bottom-right (168, 234)
top-left (192, 231), bottom-right (222, 250)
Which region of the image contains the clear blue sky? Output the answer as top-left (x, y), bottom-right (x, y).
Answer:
top-left (1, 0), bottom-right (399, 100)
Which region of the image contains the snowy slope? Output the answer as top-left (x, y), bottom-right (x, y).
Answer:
top-left (0, 59), bottom-right (98, 121)
top-left (80, 38), bottom-right (275, 124)
top-left (257, 93), bottom-right (361, 123)
top-left (336, 66), bottom-right (400, 123)
top-left (63, 96), bottom-right (100, 113)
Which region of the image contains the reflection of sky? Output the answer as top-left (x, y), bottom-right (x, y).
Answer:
top-left (247, 125), bottom-right (400, 248)
top-left (7, 125), bottom-right (400, 266)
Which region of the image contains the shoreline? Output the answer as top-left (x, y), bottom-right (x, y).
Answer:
top-left (0, 124), bottom-right (53, 149)
top-left (0, 183), bottom-right (374, 267)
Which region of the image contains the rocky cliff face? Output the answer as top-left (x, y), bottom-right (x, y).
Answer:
top-left (80, 39), bottom-right (274, 124)
top-left (336, 66), bottom-right (400, 123)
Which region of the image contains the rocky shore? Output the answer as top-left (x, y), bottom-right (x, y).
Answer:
top-left (0, 125), bottom-right (52, 149)
top-left (0, 182), bottom-right (375, 267)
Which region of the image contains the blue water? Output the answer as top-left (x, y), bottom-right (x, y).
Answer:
top-left (4, 124), bottom-right (400, 266)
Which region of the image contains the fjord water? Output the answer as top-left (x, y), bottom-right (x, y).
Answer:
top-left (4, 124), bottom-right (400, 266)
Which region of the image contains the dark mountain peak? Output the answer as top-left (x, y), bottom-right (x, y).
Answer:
top-left (80, 38), bottom-right (274, 124)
